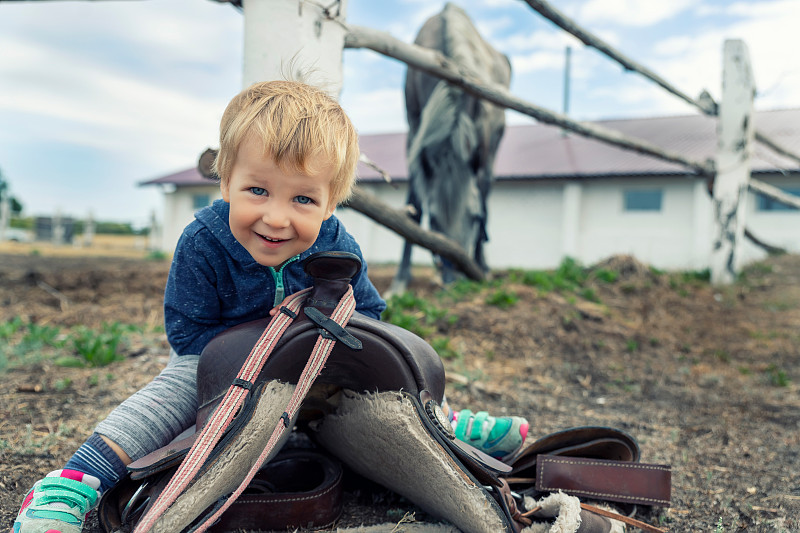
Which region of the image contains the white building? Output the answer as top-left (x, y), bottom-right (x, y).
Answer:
top-left (141, 109), bottom-right (800, 271)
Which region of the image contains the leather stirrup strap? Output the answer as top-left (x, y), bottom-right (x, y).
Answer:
top-left (579, 503), bottom-right (667, 533)
top-left (193, 286), bottom-right (357, 532)
top-left (133, 288), bottom-right (312, 532)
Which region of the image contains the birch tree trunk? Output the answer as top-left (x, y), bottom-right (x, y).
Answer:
top-left (710, 39), bottom-right (755, 284)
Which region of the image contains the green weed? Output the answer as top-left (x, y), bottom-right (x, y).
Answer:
top-left (485, 288), bottom-right (518, 308)
top-left (23, 323), bottom-right (64, 348)
top-left (382, 292), bottom-right (450, 338)
top-left (146, 250), bottom-right (169, 261)
top-left (430, 337), bottom-right (462, 360)
top-left (593, 268), bottom-right (619, 283)
top-left (54, 378), bottom-right (72, 391)
top-left (70, 322), bottom-right (128, 367)
top-left (579, 287), bottom-right (600, 303)
top-left (713, 349), bottom-right (730, 363)
top-left (442, 278), bottom-right (484, 300)
top-left (765, 364), bottom-right (790, 387)
top-left (0, 317), bottom-right (24, 339)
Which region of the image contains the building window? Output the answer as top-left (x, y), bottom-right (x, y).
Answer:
top-left (756, 187), bottom-right (800, 211)
top-left (624, 189), bottom-right (662, 211)
top-left (193, 194), bottom-right (211, 210)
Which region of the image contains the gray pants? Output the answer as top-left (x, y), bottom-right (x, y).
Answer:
top-left (95, 350), bottom-right (199, 461)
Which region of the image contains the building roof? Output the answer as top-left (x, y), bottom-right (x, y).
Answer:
top-left (141, 108), bottom-right (800, 187)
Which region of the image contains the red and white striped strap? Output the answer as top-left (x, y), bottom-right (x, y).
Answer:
top-left (134, 287), bottom-right (326, 533)
top-left (193, 285), bottom-right (357, 532)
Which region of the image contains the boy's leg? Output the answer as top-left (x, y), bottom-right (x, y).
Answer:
top-left (91, 351), bottom-right (200, 468)
top-left (441, 397), bottom-right (529, 461)
top-left (13, 351), bottom-right (199, 533)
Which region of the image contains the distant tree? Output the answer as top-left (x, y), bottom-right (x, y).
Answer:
top-left (0, 167), bottom-right (23, 215)
top-left (95, 221), bottom-right (135, 235)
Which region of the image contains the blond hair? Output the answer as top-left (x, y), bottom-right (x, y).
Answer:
top-left (214, 80), bottom-right (359, 207)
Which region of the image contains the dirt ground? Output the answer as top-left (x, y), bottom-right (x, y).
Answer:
top-left (1, 247), bottom-right (798, 532)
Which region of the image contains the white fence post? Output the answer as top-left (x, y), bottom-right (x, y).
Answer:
top-left (84, 211), bottom-right (95, 246)
top-left (241, 0), bottom-right (348, 97)
top-left (0, 195), bottom-right (9, 242)
top-left (711, 39), bottom-right (755, 285)
top-left (148, 209), bottom-right (161, 252)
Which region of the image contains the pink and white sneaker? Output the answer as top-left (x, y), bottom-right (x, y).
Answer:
top-left (12, 469), bottom-right (100, 533)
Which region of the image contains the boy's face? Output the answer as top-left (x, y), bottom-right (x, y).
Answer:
top-left (221, 135), bottom-right (336, 267)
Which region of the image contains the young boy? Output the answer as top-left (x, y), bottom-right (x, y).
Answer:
top-left (13, 80), bottom-right (527, 533)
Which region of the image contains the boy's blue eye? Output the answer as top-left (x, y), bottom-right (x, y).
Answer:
top-left (295, 195), bottom-right (313, 205)
top-left (250, 187), bottom-right (267, 196)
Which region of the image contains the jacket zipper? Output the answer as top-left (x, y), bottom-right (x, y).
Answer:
top-left (269, 255), bottom-right (299, 307)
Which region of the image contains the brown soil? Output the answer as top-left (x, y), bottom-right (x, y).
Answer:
top-left (1, 251), bottom-right (799, 532)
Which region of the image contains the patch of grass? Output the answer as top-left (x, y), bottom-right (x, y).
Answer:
top-left (713, 349), bottom-right (731, 363)
top-left (517, 257), bottom-right (586, 292)
top-left (23, 323), bottom-right (64, 348)
top-left (593, 268), bottom-right (619, 283)
top-left (668, 268), bottom-right (712, 297)
top-left (485, 288), bottom-right (518, 308)
top-left (430, 336), bottom-right (462, 360)
top-left (441, 278), bottom-right (484, 300)
top-left (1, 318), bottom-right (148, 371)
top-left (54, 377), bottom-right (73, 391)
top-left (69, 322), bottom-right (129, 367)
top-left (682, 268), bottom-right (711, 282)
top-left (579, 287), bottom-right (600, 302)
top-left (765, 364), bottom-right (790, 387)
top-left (740, 262), bottom-right (773, 280)
top-left (748, 329), bottom-right (779, 340)
top-left (762, 298), bottom-right (797, 312)
top-left (0, 316), bottom-right (24, 340)
top-left (146, 250), bottom-right (169, 261)
top-left (382, 291), bottom-right (452, 338)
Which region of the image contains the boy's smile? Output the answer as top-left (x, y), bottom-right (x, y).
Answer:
top-left (221, 135), bottom-right (336, 267)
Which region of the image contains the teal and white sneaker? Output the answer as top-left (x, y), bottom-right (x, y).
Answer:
top-left (12, 469), bottom-right (100, 533)
top-left (453, 409), bottom-right (529, 461)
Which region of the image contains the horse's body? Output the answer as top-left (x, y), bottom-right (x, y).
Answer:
top-left (391, 3), bottom-right (511, 293)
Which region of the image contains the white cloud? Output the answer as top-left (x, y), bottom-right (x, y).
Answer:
top-left (341, 87), bottom-right (407, 134)
top-left (579, 0), bottom-right (695, 27)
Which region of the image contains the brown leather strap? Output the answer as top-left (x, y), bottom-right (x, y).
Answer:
top-left (580, 503), bottom-right (667, 533)
top-left (536, 454), bottom-right (671, 507)
top-left (207, 449), bottom-right (344, 532)
top-left (98, 448), bottom-right (343, 532)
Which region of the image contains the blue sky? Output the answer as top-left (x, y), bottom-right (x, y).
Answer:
top-left (1, 0), bottom-right (798, 226)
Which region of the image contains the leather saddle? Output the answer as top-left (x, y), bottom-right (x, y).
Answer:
top-left (99, 252), bottom-right (670, 533)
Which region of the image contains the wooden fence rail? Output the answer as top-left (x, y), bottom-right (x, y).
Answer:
top-left (521, 0), bottom-right (800, 167)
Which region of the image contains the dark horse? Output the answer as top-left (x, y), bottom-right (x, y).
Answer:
top-left (390, 3), bottom-right (511, 294)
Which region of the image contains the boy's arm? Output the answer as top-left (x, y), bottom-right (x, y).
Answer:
top-left (351, 262), bottom-right (386, 320)
top-left (315, 215), bottom-right (387, 320)
top-left (164, 236), bottom-right (227, 355)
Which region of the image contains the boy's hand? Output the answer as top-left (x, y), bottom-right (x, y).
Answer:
top-left (269, 306), bottom-right (279, 317)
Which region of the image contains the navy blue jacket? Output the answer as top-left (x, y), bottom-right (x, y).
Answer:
top-left (164, 199), bottom-right (386, 355)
